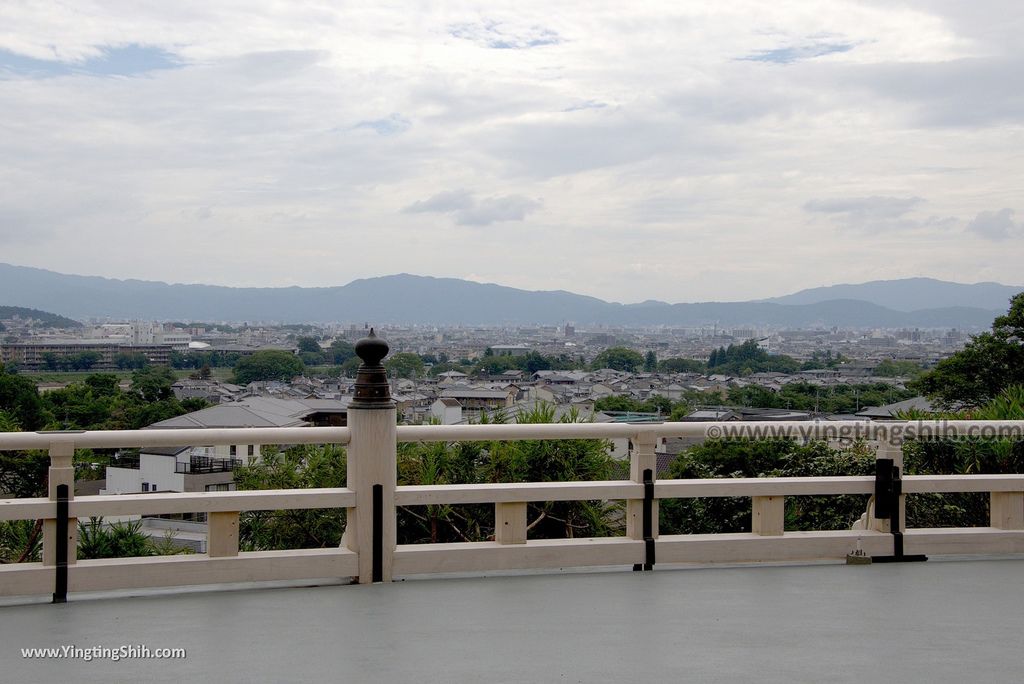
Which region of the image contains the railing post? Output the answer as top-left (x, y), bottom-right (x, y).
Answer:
top-left (627, 432), bottom-right (658, 540)
top-left (751, 496), bottom-right (784, 536)
top-left (43, 441), bottom-right (77, 569)
top-left (207, 511), bottom-right (240, 557)
top-left (862, 439), bottom-right (905, 534)
top-left (990, 492), bottom-right (1024, 529)
top-left (870, 437), bottom-right (925, 563)
top-left (495, 502), bottom-right (527, 544)
top-left (628, 432), bottom-right (658, 570)
top-left (345, 329), bottom-right (397, 584)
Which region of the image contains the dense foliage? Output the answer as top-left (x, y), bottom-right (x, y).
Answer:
top-left (590, 347), bottom-right (645, 372)
top-left (660, 439), bottom-right (877, 534)
top-left (232, 350), bottom-right (305, 384)
top-left (707, 339), bottom-right (801, 375)
top-left (474, 350), bottom-right (581, 376)
top-left (726, 382), bottom-right (915, 414)
top-left (658, 386), bottom-right (1024, 534)
top-left (234, 444), bottom-right (349, 550)
top-left (233, 404), bottom-right (619, 550)
top-left (0, 366), bottom-right (202, 433)
top-left (656, 357), bottom-right (706, 373)
top-left (2, 517), bottom-right (190, 563)
top-left (593, 381), bottom-right (913, 418)
top-left (385, 352), bottom-right (426, 379)
top-left (1, 366), bottom-right (205, 513)
top-left (912, 292), bottom-right (1024, 407)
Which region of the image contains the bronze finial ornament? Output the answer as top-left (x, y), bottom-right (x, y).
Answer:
top-left (351, 328), bottom-right (395, 408)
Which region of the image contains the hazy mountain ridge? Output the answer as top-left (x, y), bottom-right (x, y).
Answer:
top-left (0, 305), bottom-right (82, 329)
top-left (0, 263), bottom-right (1011, 328)
top-left (764, 277), bottom-right (1022, 312)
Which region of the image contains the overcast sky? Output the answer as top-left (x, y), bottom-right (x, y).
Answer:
top-left (1, 1), bottom-right (1022, 303)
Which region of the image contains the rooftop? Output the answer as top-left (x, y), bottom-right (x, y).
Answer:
top-left (147, 396), bottom-right (349, 429)
top-left (4, 558), bottom-right (1022, 682)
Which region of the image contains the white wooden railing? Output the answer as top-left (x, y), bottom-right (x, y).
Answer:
top-left (2, 419), bottom-right (1023, 599)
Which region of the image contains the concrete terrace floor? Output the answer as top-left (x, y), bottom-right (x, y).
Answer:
top-left (2, 559), bottom-right (1023, 683)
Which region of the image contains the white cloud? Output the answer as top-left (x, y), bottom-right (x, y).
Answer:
top-left (403, 191), bottom-right (541, 226)
top-left (804, 196), bottom-right (925, 232)
top-left (0, 1), bottom-right (1020, 301)
top-left (966, 208), bottom-right (1022, 241)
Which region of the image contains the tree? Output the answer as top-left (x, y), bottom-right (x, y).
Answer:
top-left (330, 340), bottom-right (356, 365)
top-left (69, 351), bottom-right (101, 371)
top-left (591, 347), bottom-right (645, 372)
top-left (643, 351), bottom-right (658, 373)
top-left (0, 519), bottom-right (42, 562)
top-left (594, 394), bottom-right (675, 416)
top-left (234, 445), bottom-right (348, 550)
top-left (473, 355), bottom-right (520, 375)
top-left (115, 352), bottom-right (149, 370)
top-left (873, 359), bottom-right (922, 378)
top-left (85, 374), bottom-right (120, 396)
top-left (659, 439), bottom-right (875, 534)
top-left (131, 367), bottom-right (177, 402)
top-left (339, 356), bottom-right (362, 377)
top-left (232, 350), bottom-right (305, 384)
top-left (0, 367), bottom-right (49, 430)
top-left (522, 351), bottom-right (552, 375)
top-left (297, 337), bottom-right (325, 366)
top-left (385, 352), bottom-right (425, 379)
top-left (912, 293), bottom-right (1024, 407)
top-left (398, 404), bottom-right (620, 543)
top-left (190, 364), bottom-right (212, 380)
top-left (658, 357), bottom-right (705, 373)
top-left (77, 518), bottom-right (154, 559)
top-left (296, 336), bottom-right (322, 354)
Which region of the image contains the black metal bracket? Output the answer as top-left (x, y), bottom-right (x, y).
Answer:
top-left (871, 458), bottom-right (927, 564)
top-left (633, 469), bottom-right (656, 572)
top-left (52, 483), bottom-right (69, 604)
top-left (372, 484), bottom-right (384, 583)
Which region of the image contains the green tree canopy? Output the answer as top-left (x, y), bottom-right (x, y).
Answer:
top-left (234, 444), bottom-right (348, 550)
top-left (330, 340), bottom-right (356, 365)
top-left (658, 357), bottom-right (705, 373)
top-left (660, 439), bottom-right (876, 534)
top-left (912, 293), bottom-right (1024, 407)
top-left (591, 347), bottom-right (645, 372)
top-left (0, 367), bottom-right (49, 430)
top-left (643, 351), bottom-right (658, 372)
top-left (296, 336), bottom-right (322, 354)
top-left (706, 339), bottom-right (800, 376)
top-left (114, 352), bottom-right (150, 370)
top-left (385, 352), bottom-right (425, 379)
top-left (232, 350), bottom-right (305, 384)
top-left (131, 367), bottom-right (177, 402)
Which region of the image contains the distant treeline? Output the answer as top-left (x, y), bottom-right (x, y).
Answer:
top-left (0, 306), bottom-right (82, 330)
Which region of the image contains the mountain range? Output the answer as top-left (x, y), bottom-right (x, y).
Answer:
top-left (0, 263), bottom-right (1019, 328)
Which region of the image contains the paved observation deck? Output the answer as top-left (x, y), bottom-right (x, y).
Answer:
top-left (3, 558), bottom-right (1022, 683)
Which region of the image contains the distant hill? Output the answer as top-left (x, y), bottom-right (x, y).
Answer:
top-left (0, 304), bottom-right (82, 329)
top-left (764, 277), bottom-right (1022, 312)
top-left (0, 263), bottom-right (1010, 328)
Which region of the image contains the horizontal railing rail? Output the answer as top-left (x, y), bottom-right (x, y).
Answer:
top-left (1, 488), bottom-right (356, 521)
top-left (1, 420), bottom-right (1022, 452)
top-left (1, 418), bottom-right (1022, 600)
top-left (0, 426), bottom-right (351, 451)
top-left (395, 420), bottom-right (1024, 443)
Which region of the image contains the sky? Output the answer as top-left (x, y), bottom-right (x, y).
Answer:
top-left (1, 1), bottom-right (1022, 304)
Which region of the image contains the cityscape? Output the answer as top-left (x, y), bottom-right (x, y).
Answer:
top-left (2, 1), bottom-right (1023, 681)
